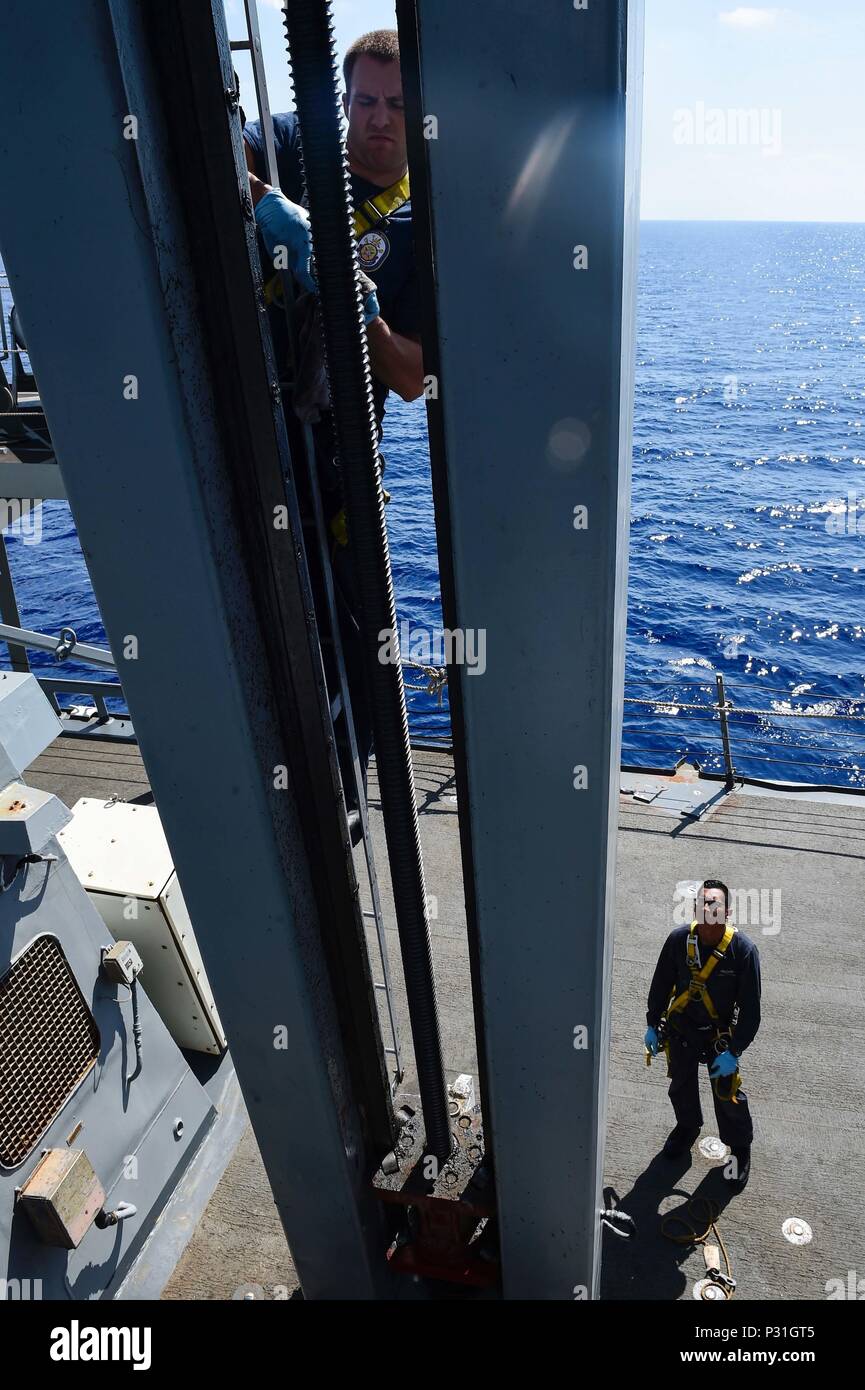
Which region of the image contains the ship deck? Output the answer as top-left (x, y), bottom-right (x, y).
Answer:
top-left (26, 734), bottom-right (865, 1301)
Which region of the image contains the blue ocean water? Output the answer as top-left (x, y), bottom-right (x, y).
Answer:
top-left (3, 221), bottom-right (865, 786)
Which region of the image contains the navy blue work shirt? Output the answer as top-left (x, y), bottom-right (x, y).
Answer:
top-left (244, 112), bottom-right (420, 427)
top-left (646, 924), bottom-right (762, 1055)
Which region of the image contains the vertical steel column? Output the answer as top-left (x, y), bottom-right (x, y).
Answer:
top-left (0, 0), bottom-right (395, 1297)
top-left (398, 0), bottom-right (645, 1296)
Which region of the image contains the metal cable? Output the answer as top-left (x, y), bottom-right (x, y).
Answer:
top-left (624, 696), bottom-right (865, 721)
top-left (726, 705), bottom-right (865, 721)
top-left (126, 977), bottom-right (143, 1083)
top-left (625, 672), bottom-right (865, 703)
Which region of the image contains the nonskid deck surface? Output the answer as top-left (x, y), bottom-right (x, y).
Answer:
top-left (25, 736), bottom-right (865, 1300)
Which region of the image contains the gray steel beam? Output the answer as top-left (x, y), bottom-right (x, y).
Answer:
top-left (0, 0), bottom-right (395, 1298)
top-left (0, 461), bottom-right (65, 499)
top-left (148, 0), bottom-right (396, 1167)
top-left (399, 0), bottom-right (645, 1297)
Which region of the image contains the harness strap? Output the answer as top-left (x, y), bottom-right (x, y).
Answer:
top-left (353, 173), bottom-right (410, 236)
top-left (667, 920), bottom-right (735, 1022)
top-left (656, 925), bottom-right (743, 1101)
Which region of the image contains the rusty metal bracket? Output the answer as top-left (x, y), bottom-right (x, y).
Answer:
top-left (372, 1097), bottom-right (498, 1288)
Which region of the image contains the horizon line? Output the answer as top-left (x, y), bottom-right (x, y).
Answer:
top-left (640, 216), bottom-right (865, 225)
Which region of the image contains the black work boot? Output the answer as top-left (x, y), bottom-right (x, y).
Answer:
top-left (726, 1146), bottom-right (751, 1191)
top-left (662, 1123), bottom-right (701, 1159)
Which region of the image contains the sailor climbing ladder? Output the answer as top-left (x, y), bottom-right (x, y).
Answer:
top-left (231, 0), bottom-right (403, 1090)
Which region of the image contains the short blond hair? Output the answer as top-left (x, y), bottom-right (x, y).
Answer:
top-left (343, 30), bottom-right (400, 96)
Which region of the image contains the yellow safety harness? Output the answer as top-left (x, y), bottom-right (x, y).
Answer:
top-left (260, 173), bottom-right (410, 548)
top-left (650, 921), bottom-right (743, 1103)
top-left (263, 172), bottom-right (410, 305)
top-left (353, 173), bottom-right (411, 236)
top-left (667, 920), bottom-right (736, 1022)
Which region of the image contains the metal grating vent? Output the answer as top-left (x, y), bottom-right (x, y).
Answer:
top-left (0, 935), bottom-right (100, 1168)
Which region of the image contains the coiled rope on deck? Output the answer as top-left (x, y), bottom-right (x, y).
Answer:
top-left (662, 1197), bottom-right (735, 1300)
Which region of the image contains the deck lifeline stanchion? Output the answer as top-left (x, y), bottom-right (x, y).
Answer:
top-left (716, 674), bottom-right (737, 791)
top-left (282, 0), bottom-right (451, 1159)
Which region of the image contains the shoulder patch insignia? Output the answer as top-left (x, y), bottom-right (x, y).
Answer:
top-left (358, 229), bottom-right (390, 272)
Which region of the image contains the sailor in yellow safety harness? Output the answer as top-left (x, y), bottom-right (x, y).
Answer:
top-left (243, 27), bottom-right (424, 435)
top-left (644, 879), bottom-right (762, 1191)
top-left (242, 29), bottom-right (424, 838)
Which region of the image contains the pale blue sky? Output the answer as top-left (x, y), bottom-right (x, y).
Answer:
top-left (226, 0), bottom-right (865, 222)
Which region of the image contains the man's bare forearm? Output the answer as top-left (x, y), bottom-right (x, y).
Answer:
top-left (247, 170), bottom-right (271, 207)
top-left (366, 318), bottom-right (424, 402)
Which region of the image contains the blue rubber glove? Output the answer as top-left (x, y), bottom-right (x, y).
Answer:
top-left (362, 284), bottom-right (380, 326)
top-left (254, 189), bottom-right (316, 294)
top-left (709, 1049), bottom-right (739, 1078)
top-left (255, 190), bottom-right (380, 326)
top-left (644, 1026), bottom-right (660, 1055)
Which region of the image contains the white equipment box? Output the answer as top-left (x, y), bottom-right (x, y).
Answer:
top-left (58, 798), bottom-right (227, 1055)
